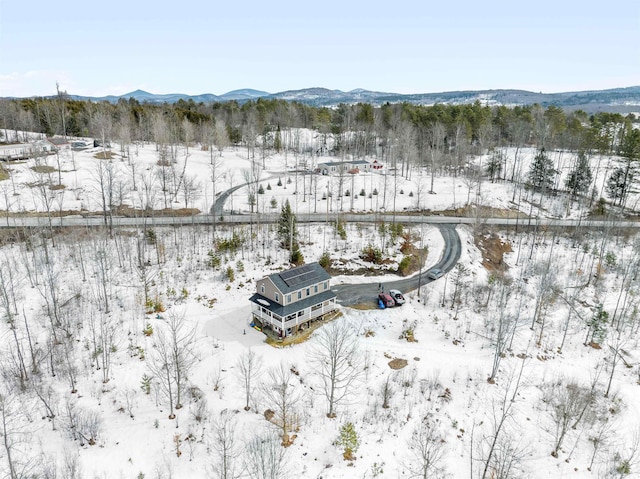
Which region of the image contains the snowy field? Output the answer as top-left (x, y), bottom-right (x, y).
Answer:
top-left (0, 131), bottom-right (639, 478)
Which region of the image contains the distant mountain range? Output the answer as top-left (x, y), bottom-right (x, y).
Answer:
top-left (16, 86), bottom-right (640, 113)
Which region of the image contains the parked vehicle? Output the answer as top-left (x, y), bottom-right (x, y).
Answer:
top-left (378, 292), bottom-right (395, 308)
top-left (426, 268), bottom-right (444, 280)
top-left (388, 289), bottom-right (405, 305)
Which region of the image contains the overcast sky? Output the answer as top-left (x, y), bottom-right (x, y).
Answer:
top-left (0, 0), bottom-right (638, 97)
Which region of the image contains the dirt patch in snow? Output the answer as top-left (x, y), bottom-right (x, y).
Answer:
top-left (388, 358), bottom-right (408, 370)
top-left (433, 205), bottom-right (527, 218)
top-left (475, 232), bottom-right (513, 273)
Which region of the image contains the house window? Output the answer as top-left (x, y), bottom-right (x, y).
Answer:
top-left (312, 303), bottom-right (323, 311)
top-left (314, 285), bottom-right (318, 293)
top-left (261, 284), bottom-right (265, 294)
top-left (297, 311), bottom-right (304, 317)
top-left (306, 288), bottom-right (310, 296)
top-left (275, 293), bottom-right (280, 302)
top-left (297, 291), bottom-right (302, 299)
top-left (324, 281), bottom-right (328, 290)
top-left (287, 294), bottom-right (291, 304)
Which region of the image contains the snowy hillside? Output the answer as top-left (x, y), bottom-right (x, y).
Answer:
top-left (0, 130), bottom-right (638, 478)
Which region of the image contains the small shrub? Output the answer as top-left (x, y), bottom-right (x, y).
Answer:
top-left (226, 267), bottom-right (235, 282)
top-left (258, 184), bottom-right (265, 194)
top-left (397, 255), bottom-right (414, 276)
top-left (140, 374), bottom-right (152, 394)
top-left (236, 260), bottom-right (245, 272)
top-left (319, 251), bottom-right (331, 269)
top-left (359, 188), bottom-right (366, 196)
top-left (267, 183), bottom-right (272, 190)
top-left (605, 251), bottom-right (617, 267)
top-left (290, 247), bottom-right (304, 266)
top-left (144, 229), bottom-right (157, 245)
top-left (207, 250), bottom-right (221, 269)
top-left (215, 232), bottom-right (244, 254)
top-left (361, 244), bottom-right (383, 264)
top-left (336, 422), bottom-right (360, 461)
top-left (335, 219), bottom-right (347, 240)
top-left (143, 323), bottom-right (153, 337)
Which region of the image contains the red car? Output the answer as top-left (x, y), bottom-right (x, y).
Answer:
top-left (378, 293), bottom-right (395, 308)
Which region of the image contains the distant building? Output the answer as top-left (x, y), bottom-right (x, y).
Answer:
top-left (249, 262), bottom-right (337, 337)
top-left (0, 140), bottom-right (53, 161)
top-left (47, 137), bottom-right (71, 151)
top-left (317, 160), bottom-right (373, 175)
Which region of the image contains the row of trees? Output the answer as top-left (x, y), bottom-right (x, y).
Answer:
top-left (1, 95), bottom-right (637, 162)
top-left (3, 94), bottom-right (639, 219)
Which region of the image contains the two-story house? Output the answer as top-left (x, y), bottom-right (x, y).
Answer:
top-left (249, 262), bottom-right (337, 337)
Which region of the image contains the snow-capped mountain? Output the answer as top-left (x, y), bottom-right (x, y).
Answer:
top-left (15, 86), bottom-right (640, 113)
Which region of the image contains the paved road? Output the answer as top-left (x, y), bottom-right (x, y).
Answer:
top-left (4, 212), bottom-right (639, 229)
top-left (331, 224), bottom-right (461, 307)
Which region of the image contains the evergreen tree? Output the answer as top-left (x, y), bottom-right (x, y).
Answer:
top-left (486, 149), bottom-right (503, 183)
top-left (616, 128), bottom-right (640, 208)
top-left (606, 167), bottom-right (632, 206)
top-left (526, 148), bottom-right (557, 192)
top-left (278, 199), bottom-right (298, 251)
top-left (274, 124), bottom-right (282, 152)
top-left (565, 151), bottom-right (593, 199)
top-left (336, 422), bottom-right (360, 461)
top-left (586, 304), bottom-right (609, 345)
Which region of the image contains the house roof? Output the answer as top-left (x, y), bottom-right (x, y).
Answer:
top-left (319, 160), bottom-right (370, 167)
top-left (250, 289), bottom-right (337, 318)
top-left (47, 137), bottom-right (69, 146)
top-left (268, 262), bottom-right (331, 294)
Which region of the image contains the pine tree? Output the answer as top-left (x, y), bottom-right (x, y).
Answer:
top-left (565, 151), bottom-right (593, 199)
top-left (486, 149), bottom-right (504, 183)
top-left (278, 199), bottom-right (298, 251)
top-left (615, 129), bottom-right (640, 209)
top-left (336, 422), bottom-right (360, 461)
top-left (585, 304), bottom-right (609, 345)
top-left (606, 168), bottom-right (631, 206)
top-left (274, 124), bottom-right (282, 152)
top-left (526, 148), bottom-right (556, 192)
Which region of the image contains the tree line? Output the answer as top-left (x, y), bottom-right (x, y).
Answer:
top-left (1, 95), bottom-right (637, 158)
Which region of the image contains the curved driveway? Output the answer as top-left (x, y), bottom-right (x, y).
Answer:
top-left (331, 224), bottom-right (461, 307)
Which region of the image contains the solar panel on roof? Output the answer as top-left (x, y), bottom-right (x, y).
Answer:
top-left (279, 264), bottom-right (321, 287)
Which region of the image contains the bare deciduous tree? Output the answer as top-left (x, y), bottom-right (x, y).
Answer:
top-left (148, 310), bottom-right (197, 418)
top-left (261, 363), bottom-right (302, 447)
top-left (244, 431), bottom-right (289, 479)
top-left (237, 349), bottom-right (262, 411)
top-left (208, 409), bottom-right (243, 479)
top-left (543, 378), bottom-right (594, 458)
top-left (405, 415), bottom-right (446, 479)
top-left (309, 319), bottom-right (361, 418)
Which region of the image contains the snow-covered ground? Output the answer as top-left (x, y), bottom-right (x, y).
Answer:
top-left (0, 131), bottom-right (639, 478)
top-left (0, 129), bottom-right (637, 221)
